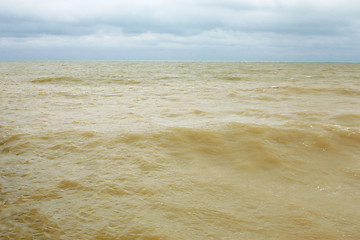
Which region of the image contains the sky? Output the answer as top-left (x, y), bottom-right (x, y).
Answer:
top-left (1, 0), bottom-right (360, 61)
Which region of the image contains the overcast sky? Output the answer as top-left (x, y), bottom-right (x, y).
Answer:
top-left (1, 0), bottom-right (360, 61)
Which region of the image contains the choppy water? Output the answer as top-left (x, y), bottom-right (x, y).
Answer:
top-left (1, 62), bottom-right (360, 239)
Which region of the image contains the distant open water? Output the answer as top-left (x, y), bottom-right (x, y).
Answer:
top-left (1, 62), bottom-right (360, 239)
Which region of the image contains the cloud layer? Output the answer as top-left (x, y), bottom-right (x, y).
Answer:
top-left (1, 0), bottom-right (360, 61)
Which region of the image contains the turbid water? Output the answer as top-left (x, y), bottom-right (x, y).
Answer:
top-left (1, 62), bottom-right (360, 239)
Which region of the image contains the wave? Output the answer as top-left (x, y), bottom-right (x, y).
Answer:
top-left (30, 76), bottom-right (141, 85)
top-left (31, 76), bottom-right (83, 84)
top-left (2, 122), bottom-right (360, 239)
top-left (3, 61), bottom-right (360, 239)
top-left (2, 122), bottom-right (358, 176)
top-left (254, 85), bottom-right (360, 96)
top-left (330, 113), bottom-right (360, 126)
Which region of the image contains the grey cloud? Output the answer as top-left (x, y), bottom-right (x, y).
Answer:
top-left (1, 0), bottom-right (359, 38)
top-left (0, 0), bottom-right (359, 61)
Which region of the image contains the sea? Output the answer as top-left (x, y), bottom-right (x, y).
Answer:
top-left (1, 61), bottom-right (360, 239)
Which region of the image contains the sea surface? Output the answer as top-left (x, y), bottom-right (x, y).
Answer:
top-left (1, 62), bottom-right (360, 239)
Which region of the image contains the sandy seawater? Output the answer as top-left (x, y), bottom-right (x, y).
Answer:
top-left (1, 62), bottom-right (360, 239)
